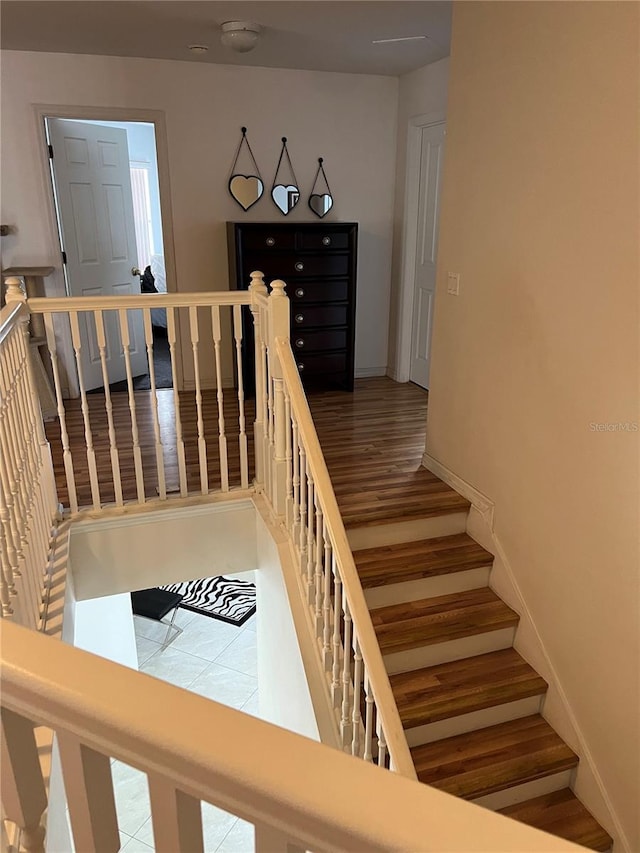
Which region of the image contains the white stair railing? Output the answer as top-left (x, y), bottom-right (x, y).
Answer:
top-left (0, 287), bottom-right (58, 630)
top-left (1, 620), bottom-right (579, 853)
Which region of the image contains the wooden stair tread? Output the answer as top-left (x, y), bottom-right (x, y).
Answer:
top-left (371, 587), bottom-right (519, 654)
top-left (342, 493), bottom-right (470, 529)
top-left (500, 789), bottom-right (613, 851)
top-left (390, 648), bottom-right (547, 729)
top-left (354, 533), bottom-right (493, 589)
top-left (411, 715), bottom-right (578, 800)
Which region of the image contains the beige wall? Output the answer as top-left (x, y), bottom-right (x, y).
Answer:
top-left (428, 2), bottom-right (639, 847)
top-left (388, 57), bottom-right (449, 378)
top-left (0, 50), bottom-right (398, 379)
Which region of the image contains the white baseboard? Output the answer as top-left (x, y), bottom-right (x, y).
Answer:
top-left (421, 453), bottom-right (627, 852)
top-left (354, 366), bottom-right (387, 378)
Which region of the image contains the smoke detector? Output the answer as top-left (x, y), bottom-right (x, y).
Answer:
top-left (220, 21), bottom-right (262, 54)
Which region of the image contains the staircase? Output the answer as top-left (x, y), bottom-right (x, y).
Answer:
top-left (348, 503), bottom-right (613, 851)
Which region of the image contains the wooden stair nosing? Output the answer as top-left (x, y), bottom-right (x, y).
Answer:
top-left (499, 789), bottom-right (613, 852)
top-left (411, 715), bottom-right (578, 801)
top-left (343, 497), bottom-right (471, 529)
top-left (354, 533), bottom-right (494, 589)
top-left (390, 648), bottom-right (548, 729)
top-left (371, 587), bottom-right (519, 654)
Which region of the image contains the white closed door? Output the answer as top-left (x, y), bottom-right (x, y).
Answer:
top-left (48, 118), bottom-right (147, 390)
top-left (409, 122), bottom-right (445, 389)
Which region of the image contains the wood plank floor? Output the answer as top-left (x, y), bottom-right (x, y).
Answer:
top-left (44, 377), bottom-right (464, 519)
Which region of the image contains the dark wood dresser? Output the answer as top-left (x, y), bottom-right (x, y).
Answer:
top-left (227, 222), bottom-right (358, 393)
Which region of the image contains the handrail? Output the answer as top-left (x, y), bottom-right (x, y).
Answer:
top-left (275, 337), bottom-right (417, 780)
top-left (27, 291), bottom-right (252, 313)
top-left (1, 621), bottom-right (580, 853)
top-left (0, 301), bottom-right (26, 346)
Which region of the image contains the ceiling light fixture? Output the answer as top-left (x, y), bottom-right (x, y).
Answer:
top-left (188, 44), bottom-right (209, 54)
top-left (372, 35), bottom-right (429, 44)
top-left (220, 21), bottom-right (262, 54)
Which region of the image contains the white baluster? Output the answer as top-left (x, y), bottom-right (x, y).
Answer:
top-left (0, 708), bottom-right (47, 853)
top-left (291, 418), bottom-right (300, 541)
top-left (255, 824), bottom-right (304, 853)
top-left (43, 312), bottom-right (77, 513)
top-left (363, 672), bottom-right (375, 762)
top-left (298, 444), bottom-right (307, 575)
top-left (0, 347), bottom-right (29, 566)
top-left (232, 304), bottom-right (249, 489)
top-left (95, 310), bottom-right (123, 505)
top-left (0, 448), bottom-right (20, 603)
top-left (321, 520), bottom-right (333, 669)
top-left (0, 482), bottom-right (16, 616)
top-left (148, 776), bottom-right (204, 853)
top-left (340, 595), bottom-right (353, 749)
top-left (211, 305), bottom-right (229, 492)
top-left (265, 343), bottom-right (274, 503)
top-left (69, 312), bottom-right (101, 509)
top-left (118, 308), bottom-right (146, 504)
top-left (267, 280), bottom-right (290, 515)
top-left (314, 501), bottom-right (323, 636)
top-left (167, 307), bottom-right (188, 496)
top-left (57, 734), bottom-right (120, 853)
top-left (189, 306), bottom-right (209, 494)
top-left (331, 557), bottom-right (342, 708)
top-left (248, 271), bottom-right (267, 486)
top-left (351, 632), bottom-right (363, 757)
top-left (376, 719), bottom-right (388, 768)
top-left (143, 309), bottom-right (167, 500)
top-left (306, 462), bottom-right (315, 604)
top-left (284, 391), bottom-right (293, 527)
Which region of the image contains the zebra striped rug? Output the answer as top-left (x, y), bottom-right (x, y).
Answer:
top-left (159, 576), bottom-right (256, 627)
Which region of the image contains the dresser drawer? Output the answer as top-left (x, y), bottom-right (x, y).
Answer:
top-left (292, 328), bottom-right (347, 352)
top-left (295, 352), bottom-right (348, 376)
top-left (291, 280), bottom-right (349, 304)
top-left (292, 305), bottom-right (348, 327)
top-left (290, 254), bottom-right (349, 278)
top-left (296, 231), bottom-right (350, 251)
top-left (241, 231), bottom-right (295, 251)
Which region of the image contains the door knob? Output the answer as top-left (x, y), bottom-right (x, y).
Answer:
top-left (131, 266), bottom-right (142, 277)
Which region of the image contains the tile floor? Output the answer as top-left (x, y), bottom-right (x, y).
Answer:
top-left (116, 585), bottom-right (258, 852)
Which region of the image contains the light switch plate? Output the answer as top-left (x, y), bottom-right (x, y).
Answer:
top-left (447, 272), bottom-right (460, 296)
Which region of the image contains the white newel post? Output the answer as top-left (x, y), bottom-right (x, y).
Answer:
top-left (267, 280), bottom-right (290, 517)
top-left (249, 272), bottom-right (268, 487)
top-left (4, 277), bottom-right (59, 522)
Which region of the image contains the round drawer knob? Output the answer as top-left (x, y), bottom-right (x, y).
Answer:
top-left (265, 237), bottom-right (275, 247)
top-left (322, 236), bottom-right (332, 246)
top-left (295, 314), bottom-right (304, 324)
top-left (297, 363), bottom-right (305, 371)
top-left (294, 261), bottom-right (304, 271)
top-left (295, 288), bottom-right (304, 298)
top-left (295, 339), bottom-right (304, 348)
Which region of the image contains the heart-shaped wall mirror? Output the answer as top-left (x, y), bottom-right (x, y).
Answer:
top-left (228, 127), bottom-right (264, 211)
top-left (272, 184), bottom-right (300, 215)
top-left (230, 175), bottom-right (264, 211)
top-left (271, 138), bottom-right (300, 216)
top-left (308, 158), bottom-right (333, 219)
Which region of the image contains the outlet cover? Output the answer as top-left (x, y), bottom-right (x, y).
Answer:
top-left (447, 272), bottom-right (460, 296)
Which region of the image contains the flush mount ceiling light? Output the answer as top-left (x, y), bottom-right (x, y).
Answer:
top-left (220, 21), bottom-right (262, 53)
top-left (188, 44), bottom-right (209, 54)
top-left (372, 35), bottom-right (429, 44)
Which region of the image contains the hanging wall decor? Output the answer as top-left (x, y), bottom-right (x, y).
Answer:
top-left (228, 127), bottom-right (264, 211)
top-left (308, 157), bottom-right (333, 218)
top-left (271, 137), bottom-right (300, 215)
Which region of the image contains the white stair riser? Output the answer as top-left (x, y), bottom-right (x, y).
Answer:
top-left (347, 511), bottom-right (468, 551)
top-left (364, 566), bottom-right (491, 609)
top-left (383, 627), bottom-right (517, 675)
top-left (405, 695), bottom-right (544, 747)
top-left (472, 768), bottom-right (574, 811)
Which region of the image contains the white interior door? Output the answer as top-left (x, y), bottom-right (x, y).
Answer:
top-left (48, 118), bottom-right (147, 390)
top-left (409, 122), bottom-right (445, 389)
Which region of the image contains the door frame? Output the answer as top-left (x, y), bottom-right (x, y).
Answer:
top-left (395, 110), bottom-right (446, 384)
top-left (33, 103), bottom-right (183, 391)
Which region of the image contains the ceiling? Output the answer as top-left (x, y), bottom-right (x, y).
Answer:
top-left (0, 1), bottom-right (451, 76)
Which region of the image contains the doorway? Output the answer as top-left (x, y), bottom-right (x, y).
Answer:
top-left (45, 116), bottom-right (172, 392)
top-left (397, 114), bottom-right (446, 390)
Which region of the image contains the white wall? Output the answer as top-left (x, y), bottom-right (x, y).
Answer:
top-left (255, 512), bottom-right (319, 742)
top-left (427, 3), bottom-right (639, 849)
top-left (0, 50), bottom-right (398, 378)
top-left (387, 57), bottom-right (449, 377)
top-left (70, 501), bottom-right (257, 600)
top-left (73, 593), bottom-right (138, 669)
